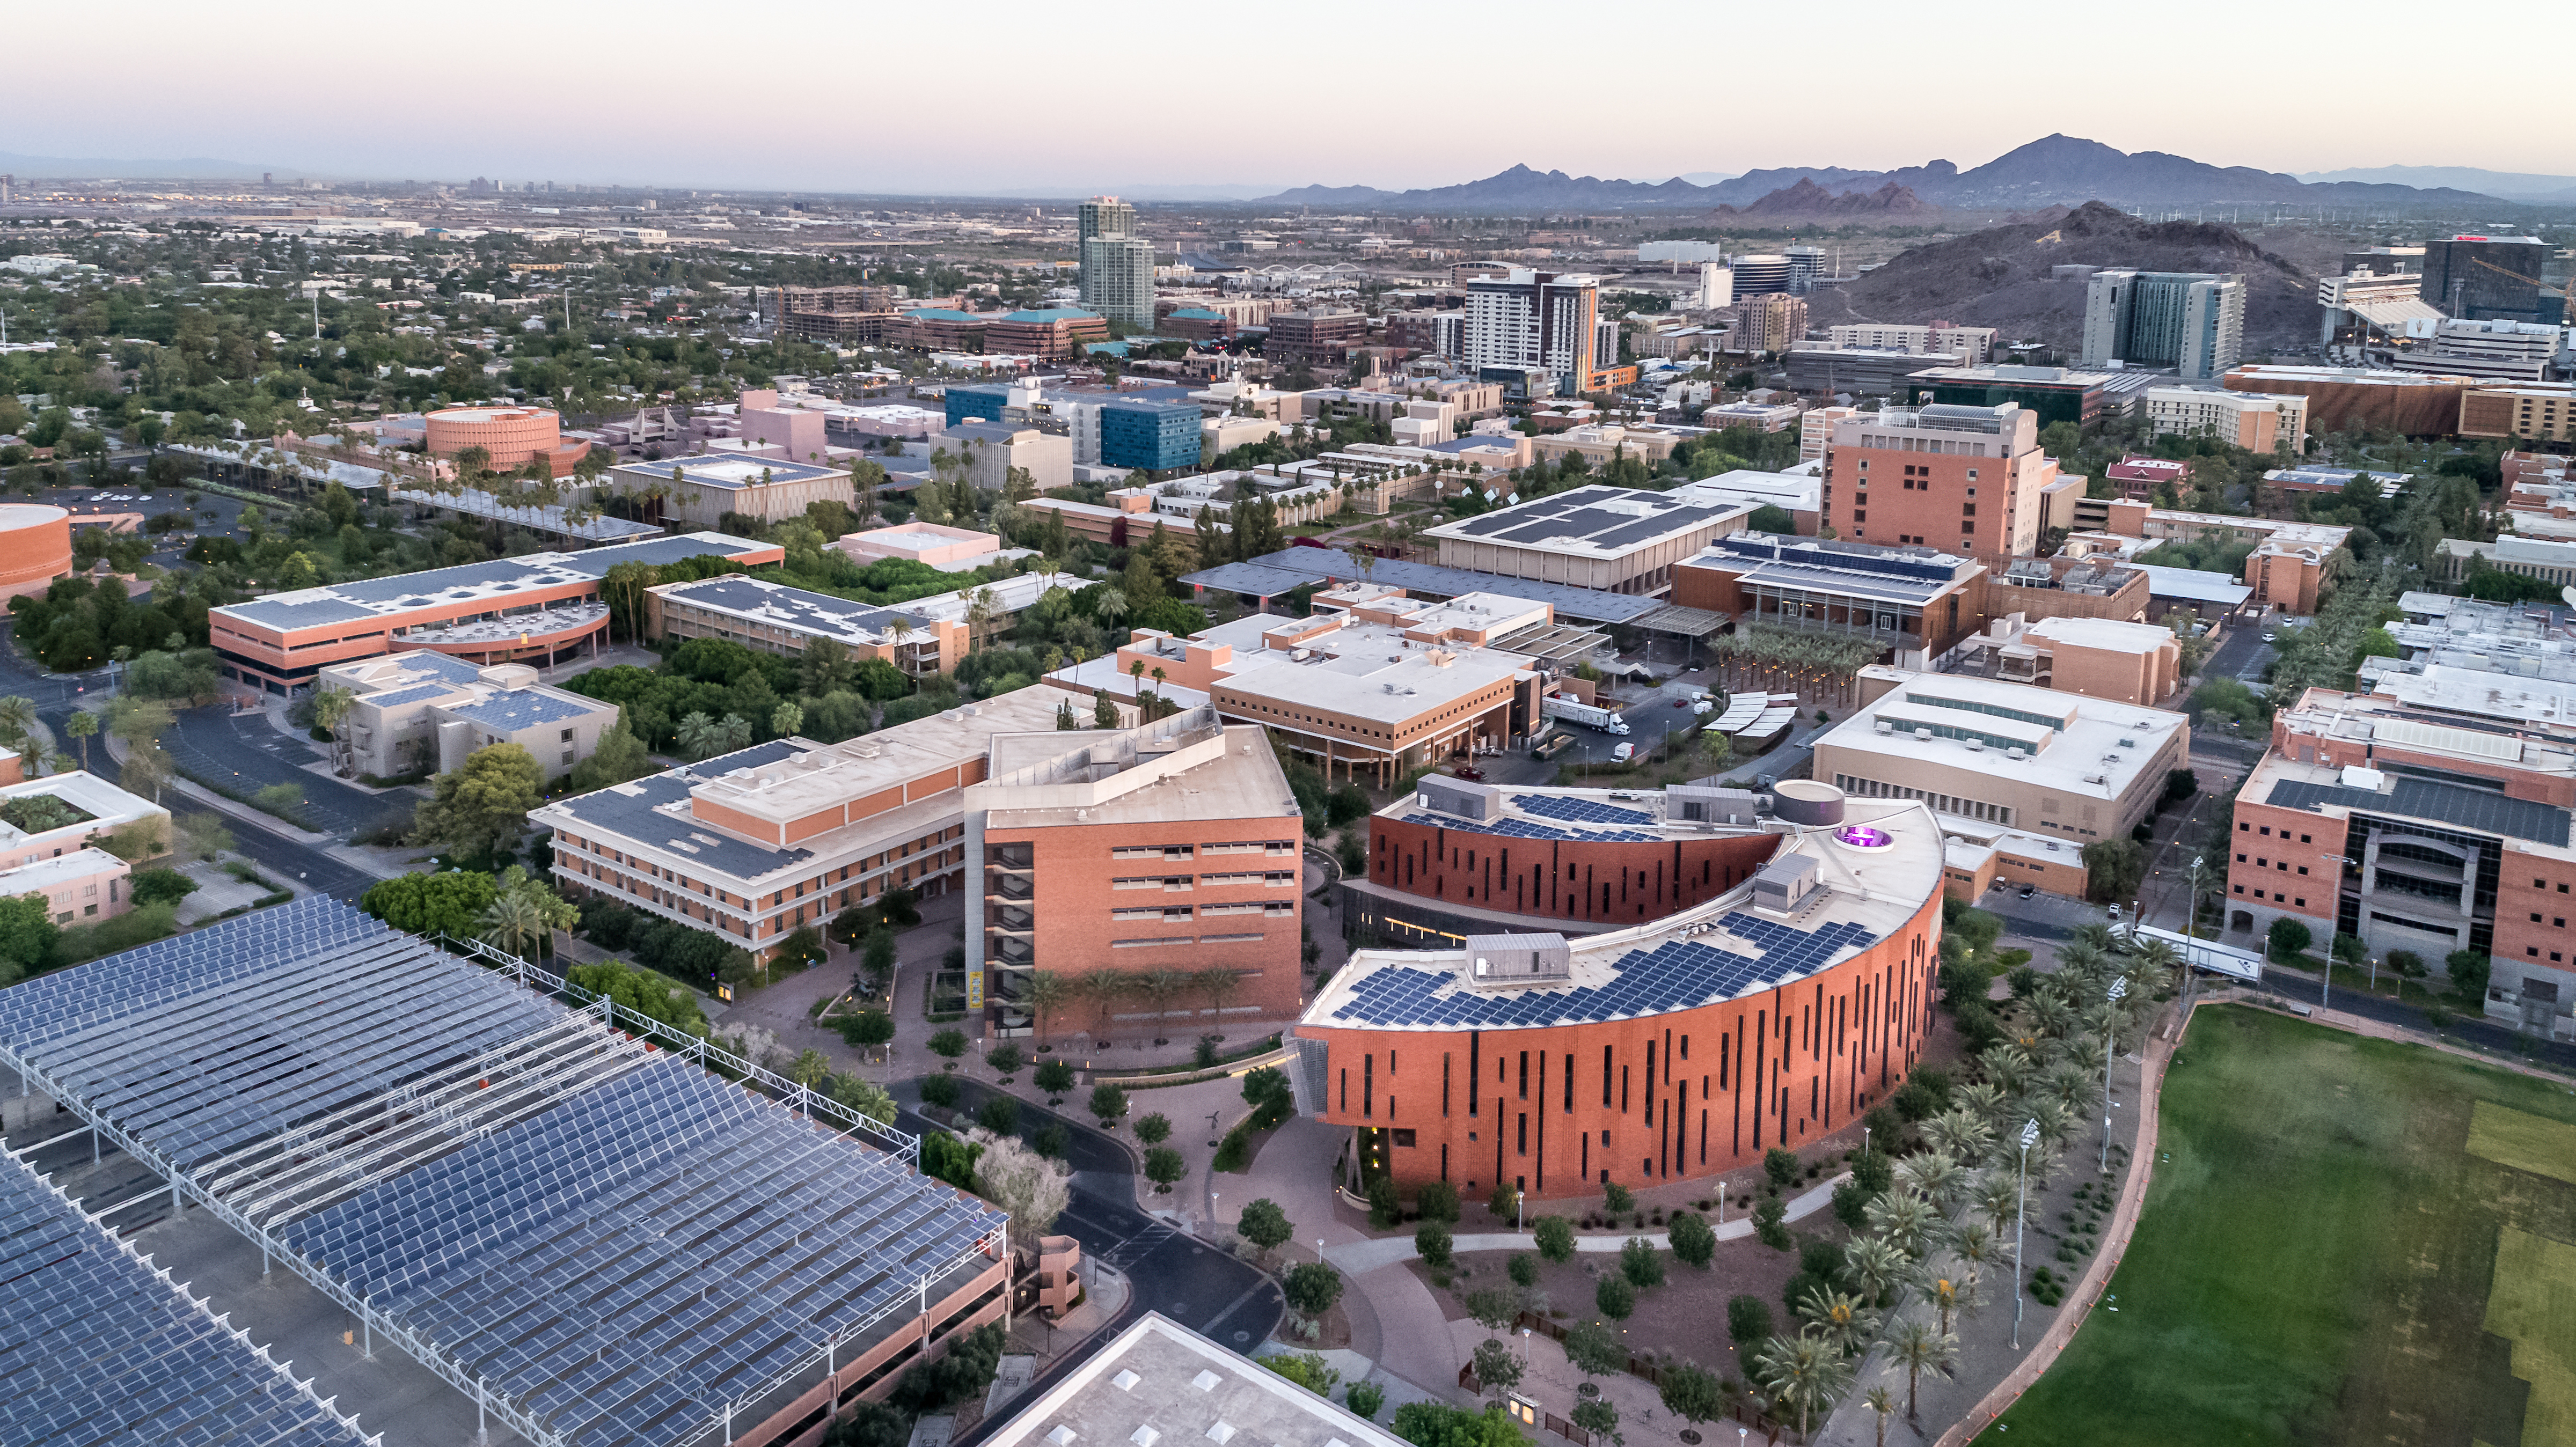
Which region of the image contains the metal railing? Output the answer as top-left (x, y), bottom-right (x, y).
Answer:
top-left (438, 934), bottom-right (919, 1163)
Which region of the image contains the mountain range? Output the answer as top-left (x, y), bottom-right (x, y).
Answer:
top-left (1251, 135), bottom-right (2537, 212)
top-left (2296, 164), bottom-right (2576, 203)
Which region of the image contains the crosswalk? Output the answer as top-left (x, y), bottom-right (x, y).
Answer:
top-left (1096, 1220), bottom-right (1179, 1268)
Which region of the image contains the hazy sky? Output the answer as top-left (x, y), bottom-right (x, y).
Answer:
top-left (10, 0), bottom-right (2570, 194)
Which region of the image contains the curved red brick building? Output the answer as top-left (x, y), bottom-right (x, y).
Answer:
top-left (1293, 778), bottom-right (1944, 1199)
top-left (425, 405), bottom-right (590, 477)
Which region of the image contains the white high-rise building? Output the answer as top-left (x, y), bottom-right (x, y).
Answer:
top-left (1698, 263), bottom-right (1733, 311)
top-left (1078, 196), bottom-right (1153, 328)
top-left (1462, 269), bottom-right (1608, 395)
top-left (2080, 270), bottom-right (2245, 380)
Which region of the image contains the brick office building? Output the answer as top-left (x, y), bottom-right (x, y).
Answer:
top-left (1820, 402), bottom-right (2063, 556)
top-left (1292, 778), bottom-right (1946, 1197)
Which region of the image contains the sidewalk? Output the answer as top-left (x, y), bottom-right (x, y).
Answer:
top-left (1321, 1170), bottom-right (1852, 1274)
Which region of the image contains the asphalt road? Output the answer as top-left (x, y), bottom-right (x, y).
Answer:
top-left (891, 1075), bottom-right (1284, 1431)
top-left (159, 705), bottom-right (418, 837)
top-left (0, 624), bottom-right (384, 904)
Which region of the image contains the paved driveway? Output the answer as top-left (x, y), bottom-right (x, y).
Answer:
top-left (160, 706), bottom-right (419, 837)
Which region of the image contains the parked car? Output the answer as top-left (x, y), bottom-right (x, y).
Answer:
top-left (1611, 742), bottom-right (1635, 763)
top-left (2019, 885), bottom-right (2037, 899)
top-left (2107, 903), bottom-right (2123, 919)
top-left (2262, 631), bottom-right (2278, 643)
top-left (1450, 766), bottom-right (1485, 782)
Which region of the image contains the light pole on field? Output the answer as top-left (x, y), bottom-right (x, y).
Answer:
top-left (2101, 978), bottom-right (2127, 1174)
top-left (2012, 1117), bottom-right (2039, 1349)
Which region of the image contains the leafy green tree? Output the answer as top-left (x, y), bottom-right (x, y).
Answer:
top-left (361, 871), bottom-right (499, 937)
top-left (413, 744), bottom-right (545, 861)
top-left (1667, 1209), bottom-right (1716, 1268)
top-left (1344, 1382), bottom-right (1386, 1422)
top-left (976, 1095), bottom-right (1020, 1135)
top-left (2268, 917), bottom-right (2313, 961)
top-left (0, 893), bottom-right (60, 984)
top-left (1261, 1351), bottom-right (1341, 1396)
top-left (1469, 1338), bottom-right (1523, 1398)
top-left (1532, 1215), bottom-right (1576, 1262)
top-left (2446, 949), bottom-right (2493, 1002)
top-left (1487, 1180), bottom-right (1520, 1222)
top-left (927, 1028), bottom-right (969, 1057)
top-left (1089, 1083), bottom-right (1128, 1125)
top-left (1368, 1174), bottom-right (1402, 1228)
top-left (827, 1073), bottom-right (897, 1125)
top-left (1283, 1261), bottom-right (1343, 1321)
top-left (1143, 1145), bottom-right (1184, 1192)
top-left (1726, 1295), bottom-right (1775, 1347)
top-left (1765, 1148), bottom-right (1801, 1191)
top-left (1594, 1273), bottom-right (1635, 1320)
top-left (1135, 1112), bottom-right (1172, 1144)
top-left (1238, 1198), bottom-right (1293, 1259)
top-left (1619, 1237), bottom-right (1664, 1289)
top-left (1507, 1252), bottom-right (1540, 1289)
top-left (2081, 837), bottom-right (2147, 904)
top-left (1415, 1220), bottom-right (1454, 1268)
top-left (1561, 1317), bottom-right (1627, 1379)
top-left (1655, 1361), bottom-right (1729, 1437)
top-left (127, 868), bottom-right (198, 907)
top-left (1033, 1059), bottom-right (1075, 1094)
top-left (563, 722), bottom-right (654, 795)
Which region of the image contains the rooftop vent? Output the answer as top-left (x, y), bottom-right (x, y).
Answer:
top-left (1874, 720), bottom-right (1893, 735)
top-left (2007, 747), bottom-right (2027, 760)
top-left (1915, 728), bottom-right (1934, 741)
top-left (1965, 738), bottom-right (1984, 751)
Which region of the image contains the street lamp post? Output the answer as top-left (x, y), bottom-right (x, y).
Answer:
top-left (2012, 1118), bottom-right (2039, 1349)
top-left (2101, 978), bottom-right (2127, 1175)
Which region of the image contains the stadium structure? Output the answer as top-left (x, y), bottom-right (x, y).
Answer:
top-left (0, 898), bottom-right (1009, 1447)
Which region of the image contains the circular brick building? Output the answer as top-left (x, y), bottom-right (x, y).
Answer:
top-left (1297, 778), bottom-right (1945, 1199)
top-left (0, 504), bottom-right (74, 601)
top-left (424, 406), bottom-right (589, 478)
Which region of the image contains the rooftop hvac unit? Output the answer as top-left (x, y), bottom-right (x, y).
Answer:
top-left (2007, 747), bottom-right (2027, 760)
top-left (1875, 721), bottom-right (1893, 735)
top-left (2083, 773), bottom-right (2107, 785)
top-left (2118, 737), bottom-right (2136, 747)
top-left (1915, 728), bottom-right (1934, 741)
top-left (1965, 738), bottom-right (1984, 751)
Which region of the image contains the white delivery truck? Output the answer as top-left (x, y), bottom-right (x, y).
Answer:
top-left (1541, 695), bottom-right (1630, 735)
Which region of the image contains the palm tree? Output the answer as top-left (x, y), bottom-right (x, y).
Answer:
top-left (1922, 1108), bottom-right (1994, 1164)
top-left (1971, 1169), bottom-right (2023, 1236)
top-left (310, 686), bottom-right (357, 776)
top-left (64, 710), bottom-right (98, 768)
top-left (1079, 968), bottom-right (1131, 1038)
top-left (1955, 1080), bottom-right (2010, 1133)
top-left (1877, 1319), bottom-right (1957, 1424)
top-left (1138, 967), bottom-right (1192, 1036)
top-left (0, 695), bottom-right (35, 753)
top-left (1862, 1386), bottom-right (1897, 1447)
top-left (478, 888), bottom-right (548, 960)
top-left (1094, 587), bottom-right (1129, 631)
top-left (1864, 1189), bottom-right (1937, 1260)
top-left (1022, 970), bottom-right (1072, 1046)
top-left (964, 587), bottom-right (1001, 654)
top-left (1195, 967), bottom-right (1240, 1027)
top-left (1794, 1286), bottom-right (1879, 1357)
top-left (675, 711), bottom-right (720, 759)
top-left (1841, 1236), bottom-right (1908, 1307)
top-left (884, 616), bottom-right (917, 674)
top-left (1898, 1150), bottom-right (1966, 1213)
top-left (1752, 1332), bottom-right (1853, 1443)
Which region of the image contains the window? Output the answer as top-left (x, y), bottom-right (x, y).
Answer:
top-left (560, 729), bottom-right (575, 742)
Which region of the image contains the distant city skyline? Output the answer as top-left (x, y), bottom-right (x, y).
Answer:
top-left (9, 0), bottom-right (2570, 196)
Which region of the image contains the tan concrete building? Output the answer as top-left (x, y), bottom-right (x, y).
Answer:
top-left (2146, 386), bottom-right (2308, 452)
top-left (1959, 614), bottom-right (2183, 707)
top-left (2460, 385), bottom-right (2576, 443)
top-left (1418, 484), bottom-right (1755, 596)
top-left (1820, 670), bottom-right (2189, 845)
top-left (2095, 504), bottom-right (2354, 615)
top-left (604, 454), bottom-right (855, 528)
top-left (319, 650), bottom-right (622, 780)
top-left (1733, 293), bottom-right (1809, 354)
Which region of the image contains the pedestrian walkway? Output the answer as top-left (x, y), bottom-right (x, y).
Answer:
top-left (1320, 1171), bottom-right (1852, 1274)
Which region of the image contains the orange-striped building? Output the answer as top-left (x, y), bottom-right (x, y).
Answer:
top-left (1293, 779), bottom-right (1945, 1198)
top-left (207, 533), bottom-right (779, 696)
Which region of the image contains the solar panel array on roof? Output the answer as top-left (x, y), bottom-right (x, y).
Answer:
top-left (1402, 810), bottom-right (1659, 845)
top-left (1512, 794), bottom-right (1653, 826)
top-left (0, 1155), bottom-right (371, 1447)
top-left (1326, 910), bottom-right (1878, 1029)
top-left (282, 1057), bottom-right (1001, 1445)
top-left (361, 682), bottom-right (456, 709)
top-left (0, 897), bottom-right (1003, 1447)
top-left (2266, 776), bottom-right (2572, 847)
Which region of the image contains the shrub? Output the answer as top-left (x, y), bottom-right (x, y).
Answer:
top-left (1533, 1215), bottom-right (1576, 1262)
top-left (1417, 1180), bottom-right (1461, 1222)
top-left (1488, 1181), bottom-right (1521, 1222)
top-left (1602, 1181), bottom-right (1634, 1215)
top-left (1726, 1294), bottom-right (1774, 1347)
top-left (1212, 1125), bottom-right (1254, 1173)
top-left (127, 868), bottom-right (197, 907)
top-left (1619, 1237), bottom-right (1665, 1290)
top-left (976, 1095), bottom-right (1020, 1136)
top-left (2387, 949), bottom-right (2425, 978)
top-left (1753, 1195), bottom-right (1790, 1250)
top-left (838, 1010), bottom-right (897, 1050)
top-left (1032, 1123), bottom-right (1069, 1159)
top-left (1343, 1382), bottom-right (1385, 1421)
top-left (2268, 917), bottom-right (2312, 961)
top-left (1832, 1179), bottom-right (1875, 1230)
top-left (1594, 1274), bottom-right (1636, 1320)
top-left (1508, 1252), bottom-right (1540, 1288)
top-left (1415, 1220), bottom-right (1454, 1268)
top-left (1368, 1175), bottom-right (1402, 1228)
top-left (1668, 1210), bottom-right (1715, 1268)
top-left (919, 1074), bottom-right (960, 1109)
top-left (1763, 1147), bottom-right (1801, 1190)
top-left (927, 1029), bottom-right (968, 1058)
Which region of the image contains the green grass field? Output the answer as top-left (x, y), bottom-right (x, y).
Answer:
top-left (1986, 1004), bottom-right (2576, 1447)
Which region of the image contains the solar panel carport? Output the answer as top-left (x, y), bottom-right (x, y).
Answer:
top-left (0, 898), bottom-right (1008, 1447)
